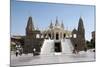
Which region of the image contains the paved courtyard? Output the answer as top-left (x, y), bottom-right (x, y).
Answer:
top-left (11, 49), bottom-right (95, 66)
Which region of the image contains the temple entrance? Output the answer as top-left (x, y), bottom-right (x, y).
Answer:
top-left (54, 42), bottom-right (62, 52)
top-left (48, 34), bottom-right (51, 39)
top-left (56, 33), bottom-right (59, 40)
top-left (63, 33), bottom-right (66, 38)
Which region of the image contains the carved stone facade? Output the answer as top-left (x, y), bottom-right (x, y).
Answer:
top-left (71, 17), bottom-right (87, 52)
top-left (23, 16), bottom-right (87, 54)
top-left (42, 18), bottom-right (71, 40)
top-left (24, 16), bottom-right (44, 54)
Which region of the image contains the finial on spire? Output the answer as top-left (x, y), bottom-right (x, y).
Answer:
top-left (28, 10), bottom-right (32, 17)
top-left (55, 16), bottom-right (59, 26)
top-left (61, 20), bottom-right (64, 29)
top-left (80, 16), bottom-right (82, 20)
top-left (50, 20), bottom-right (53, 29)
top-left (56, 16), bottom-right (58, 22)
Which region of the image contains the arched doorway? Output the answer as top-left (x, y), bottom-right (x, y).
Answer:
top-left (54, 42), bottom-right (62, 52)
top-left (63, 33), bottom-right (66, 38)
top-left (48, 34), bottom-right (51, 39)
top-left (56, 33), bottom-right (59, 40)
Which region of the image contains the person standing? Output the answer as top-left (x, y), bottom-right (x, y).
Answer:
top-left (19, 47), bottom-right (23, 56)
top-left (32, 48), bottom-right (36, 56)
top-left (15, 42), bottom-right (21, 56)
top-left (16, 49), bottom-right (19, 57)
top-left (73, 44), bottom-right (78, 54)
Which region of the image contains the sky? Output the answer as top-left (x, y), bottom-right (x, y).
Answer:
top-left (11, 0), bottom-right (95, 41)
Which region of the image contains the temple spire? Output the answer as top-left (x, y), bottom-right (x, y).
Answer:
top-left (78, 17), bottom-right (85, 38)
top-left (50, 20), bottom-right (53, 29)
top-left (55, 16), bottom-right (59, 26)
top-left (78, 17), bottom-right (84, 31)
top-left (61, 20), bottom-right (64, 29)
top-left (26, 16), bottom-right (34, 35)
top-left (26, 16), bottom-right (34, 31)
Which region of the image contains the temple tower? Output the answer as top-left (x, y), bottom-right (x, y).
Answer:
top-left (71, 17), bottom-right (87, 52)
top-left (24, 16), bottom-right (44, 54)
top-left (26, 16), bottom-right (34, 36)
top-left (78, 17), bottom-right (85, 38)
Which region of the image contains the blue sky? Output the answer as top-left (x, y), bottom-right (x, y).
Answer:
top-left (11, 0), bottom-right (95, 41)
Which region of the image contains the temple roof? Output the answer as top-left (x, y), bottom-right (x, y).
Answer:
top-left (78, 17), bottom-right (84, 31)
top-left (26, 16), bottom-right (34, 31)
top-left (55, 17), bottom-right (60, 26)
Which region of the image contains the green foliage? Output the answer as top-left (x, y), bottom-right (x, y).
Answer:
top-left (91, 39), bottom-right (95, 48)
top-left (86, 39), bottom-right (95, 49)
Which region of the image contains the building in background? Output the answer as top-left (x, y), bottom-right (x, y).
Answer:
top-left (91, 31), bottom-right (95, 48)
top-left (42, 17), bottom-right (71, 40)
top-left (11, 16), bottom-right (87, 54)
top-left (71, 17), bottom-right (87, 52)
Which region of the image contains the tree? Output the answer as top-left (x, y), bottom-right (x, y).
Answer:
top-left (91, 39), bottom-right (95, 48)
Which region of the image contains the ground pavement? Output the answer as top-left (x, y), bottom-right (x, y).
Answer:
top-left (11, 49), bottom-right (95, 66)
